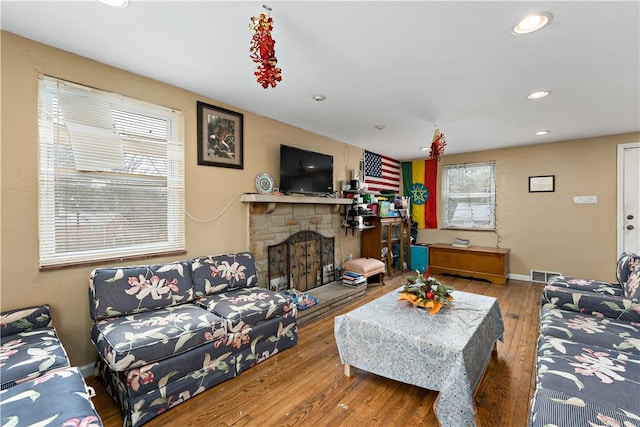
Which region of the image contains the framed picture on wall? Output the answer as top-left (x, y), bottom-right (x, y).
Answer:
top-left (197, 101), bottom-right (244, 169)
top-left (529, 175), bottom-right (555, 192)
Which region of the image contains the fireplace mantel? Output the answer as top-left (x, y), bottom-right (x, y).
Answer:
top-left (241, 193), bottom-right (352, 214)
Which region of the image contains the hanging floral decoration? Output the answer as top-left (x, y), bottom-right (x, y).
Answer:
top-left (249, 8), bottom-right (282, 89)
top-left (429, 128), bottom-right (447, 159)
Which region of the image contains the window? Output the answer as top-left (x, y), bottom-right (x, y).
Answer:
top-left (442, 161), bottom-right (496, 230)
top-left (38, 76), bottom-right (185, 267)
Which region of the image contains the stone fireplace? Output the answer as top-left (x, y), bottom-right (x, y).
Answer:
top-left (245, 197), bottom-right (348, 290)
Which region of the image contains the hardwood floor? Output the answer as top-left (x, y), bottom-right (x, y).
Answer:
top-left (86, 273), bottom-right (545, 427)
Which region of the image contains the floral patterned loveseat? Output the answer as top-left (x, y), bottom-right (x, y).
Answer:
top-left (89, 252), bottom-right (298, 427)
top-left (0, 305), bottom-right (103, 426)
top-left (529, 252), bottom-right (640, 426)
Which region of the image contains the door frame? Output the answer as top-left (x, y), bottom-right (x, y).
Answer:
top-left (617, 142), bottom-right (640, 255)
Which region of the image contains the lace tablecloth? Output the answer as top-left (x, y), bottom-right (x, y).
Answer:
top-left (334, 287), bottom-right (505, 427)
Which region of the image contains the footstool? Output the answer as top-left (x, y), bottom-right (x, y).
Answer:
top-left (343, 257), bottom-right (385, 286)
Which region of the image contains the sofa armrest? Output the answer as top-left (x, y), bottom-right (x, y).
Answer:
top-left (542, 286), bottom-right (640, 323)
top-left (0, 305), bottom-right (52, 337)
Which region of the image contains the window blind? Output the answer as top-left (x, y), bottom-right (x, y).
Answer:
top-left (38, 76), bottom-right (185, 267)
top-left (442, 161), bottom-right (496, 230)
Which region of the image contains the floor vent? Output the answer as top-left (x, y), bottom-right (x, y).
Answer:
top-left (530, 270), bottom-right (562, 283)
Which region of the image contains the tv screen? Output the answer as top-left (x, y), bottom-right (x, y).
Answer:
top-left (279, 144), bottom-right (334, 195)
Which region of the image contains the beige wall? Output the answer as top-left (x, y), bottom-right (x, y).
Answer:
top-left (2, 31), bottom-right (638, 368)
top-left (418, 132), bottom-right (639, 281)
top-left (0, 32), bottom-right (362, 366)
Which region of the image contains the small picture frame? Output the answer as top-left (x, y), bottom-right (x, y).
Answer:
top-left (529, 175), bottom-right (555, 193)
top-left (197, 101), bottom-right (243, 169)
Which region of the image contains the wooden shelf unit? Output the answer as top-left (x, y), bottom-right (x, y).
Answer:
top-left (360, 217), bottom-right (411, 276)
top-left (428, 243), bottom-right (510, 285)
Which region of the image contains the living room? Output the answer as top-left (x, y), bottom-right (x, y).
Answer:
top-left (1, 2), bottom-right (639, 426)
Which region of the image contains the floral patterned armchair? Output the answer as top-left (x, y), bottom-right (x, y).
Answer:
top-left (89, 252), bottom-right (298, 427)
top-left (530, 253), bottom-right (640, 426)
top-left (1, 305), bottom-right (103, 426)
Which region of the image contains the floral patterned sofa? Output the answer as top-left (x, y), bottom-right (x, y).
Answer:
top-left (0, 305), bottom-right (103, 426)
top-left (89, 252), bottom-right (298, 427)
top-left (530, 252), bottom-right (640, 426)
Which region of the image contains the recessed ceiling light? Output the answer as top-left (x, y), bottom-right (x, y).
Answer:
top-left (98, 0), bottom-right (129, 8)
top-left (534, 130), bottom-right (551, 136)
top-left (375, 125), bottom-right (386, 130)
top-left (527, 90), bottom-right (550, 100)
top-left (513, 12), bottom-right (552, 35)
top-left (419, 147), bottom-right (430, 151)
top-left (312, 95), bottom-right (326, 102)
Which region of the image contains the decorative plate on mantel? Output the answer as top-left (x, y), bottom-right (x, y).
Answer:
top-left (255, 172), bottom-right (275, 194)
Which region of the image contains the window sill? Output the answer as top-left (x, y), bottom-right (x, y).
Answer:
top-left (39, 250), bottom-right (188, 272)
top-left (440, 227), bottom-right (496, 232)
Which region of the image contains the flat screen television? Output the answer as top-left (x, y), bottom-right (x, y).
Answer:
top-left (279, 144), bottom-right (334, 195)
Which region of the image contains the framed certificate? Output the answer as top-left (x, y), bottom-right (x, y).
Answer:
top-left (529, 175), bottom-right (555, 193)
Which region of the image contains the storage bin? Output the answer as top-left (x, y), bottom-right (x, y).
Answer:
top-left (410, 244), bottom-right (429, 273)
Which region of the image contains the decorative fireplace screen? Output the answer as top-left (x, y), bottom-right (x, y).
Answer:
top-left (268, 230), bottom-right (335, 292)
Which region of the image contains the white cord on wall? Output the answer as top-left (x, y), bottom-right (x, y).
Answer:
top-left (184, 192), bottom-right (244, 223)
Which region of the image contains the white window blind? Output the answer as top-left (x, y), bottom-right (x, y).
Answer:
top-left (442, 161), bottom-right (496, 230)
top-left (38, 76), bottom-right (185, 267)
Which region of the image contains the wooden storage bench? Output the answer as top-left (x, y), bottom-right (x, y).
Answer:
top-left (428, 243), bottom-right (510, 285)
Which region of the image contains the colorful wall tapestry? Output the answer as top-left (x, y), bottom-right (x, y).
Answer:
top-left (364, 150), bottom-right (400, 195)
top-left (402, 158), bottom-right (438, 228)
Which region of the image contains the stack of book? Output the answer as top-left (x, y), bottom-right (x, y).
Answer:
top-left (342, 271), bottom-right (367, 287)
top-left (452, 238), bottom-right (470, 248)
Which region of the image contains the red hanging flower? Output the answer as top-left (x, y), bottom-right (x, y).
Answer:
top-left (430, 129), bottom-right (446, 159)
top-left (249, 11), bottom-right (282, 89)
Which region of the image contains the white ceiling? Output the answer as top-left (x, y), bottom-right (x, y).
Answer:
top-left (2, 1), bottom-right (639, 160)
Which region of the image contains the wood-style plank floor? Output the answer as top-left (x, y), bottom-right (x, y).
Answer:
top-left (86, 273), bottom-right (544, 427)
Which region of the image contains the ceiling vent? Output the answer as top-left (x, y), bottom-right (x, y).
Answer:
top-left (530, 270), bottom-right (561, 283)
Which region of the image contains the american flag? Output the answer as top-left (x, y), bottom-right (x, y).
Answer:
top-left (364, 150), bottom-right (401, 194)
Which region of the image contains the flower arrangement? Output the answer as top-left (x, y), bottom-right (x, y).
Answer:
top-left (429, 128), bottom-right (446, 160)
top-left (398, 271), bottom-right (454, 315)
top-left (249, 10), bottom-right (282, 89)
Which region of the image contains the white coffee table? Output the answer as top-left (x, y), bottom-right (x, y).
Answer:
top-left (334, 287), bottom-right (504, 427)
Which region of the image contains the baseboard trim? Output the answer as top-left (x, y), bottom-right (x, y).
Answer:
top-left (508, 273), bottom-right (532, 282)
top-left (79, 362), bottom-right (94, 378)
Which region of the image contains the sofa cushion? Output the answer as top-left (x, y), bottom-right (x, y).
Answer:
top-left (623, 264), bottom-right (640, 300)
top-left (196, 287), bottom-right (295, 327)
top-left (0, 327), bottom-right (70, 390)
top-left (0, 366), bottom-right (102, 427)
top-left (89, 262), bottom-right (195, 320)
top-left (91, 304), bottom-right (226, 372)
top-left (191, 253), bottom-right (259, 297)
top-left (536, 335), bottom-right (640, 415)
top-left (0, 305), bottom-right (52, 338)
top-left (530, 386), bottom-right (639, 427)
top-left (547, 275), bottom-right (624, 296)
top-left (616, 251), bottom-right (640, 286)
top-left (540, 307), bottom-right (640, 355)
